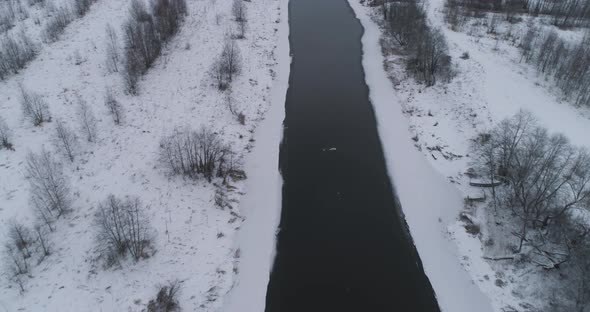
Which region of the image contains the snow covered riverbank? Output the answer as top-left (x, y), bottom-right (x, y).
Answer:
top-left (346, 1), bottom-right (494, 311)
top-left (350, 0), bottom-right (590, 310)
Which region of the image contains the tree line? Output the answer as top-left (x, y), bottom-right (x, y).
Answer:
top-left (445, 0), bottom-right (590, 28)
top-left (375, 0), bottom-right (453, 86)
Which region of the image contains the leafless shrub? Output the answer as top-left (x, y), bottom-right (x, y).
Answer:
top-left (73, 0), bottom-right (95, 17)
top-left (159, 126), bottom-right (229, 182)
top-left (76, 95), bottom-right (97, 142)
top-left (53, 119), bottom-right (78, 162)
top-left (211, 57), bottom-right (229, 90)
top-left (104, 87), bottom-right (122, 125)
top-left (33, 224), bottom-right (50, 258)
top-left (0, 30), bottom-right (37, 80)
top-left (147, 280), bottom-right (181, 312)
top-left (20, 85), bottom-right (51, 126)
top-left (232, 0), bottom-right (246, 22)
top-left (94, 195), bottom-right (154, 266)
top-left (236, 19), bottom-right (247, 39)
top-left (26, 148), bottom-right (71, 218)
top-left (105, 24), bottom-right (120, 73)
top-left (0, 116), bottom-right (14, 150)
top-left (43, 5), bottom-right (72, 43)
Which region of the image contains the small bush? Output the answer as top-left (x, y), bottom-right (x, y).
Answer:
top-left (147, 281), bottom-right (181, 312)
top-left (20, 85), bottom-right (51, 126)
top-left (94, 195), bottom-right (154, 266)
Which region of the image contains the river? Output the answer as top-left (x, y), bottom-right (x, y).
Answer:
top-left (263, 0), bottom-right (442, 310)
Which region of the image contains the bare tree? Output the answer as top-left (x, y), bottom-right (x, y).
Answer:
top-left (105, 23), bottom-right (120, 73)
top-left (104, 87), bottom-right (123, 125)
top-left (472, 110), bottom-right (590, 268)
top-left (94, 195), bottom-right (154, 265)
top-left (54, 119), bottom-right (78, 162)
top-left (33, 224), bottom-right (50, 258)
top-left (0, 116), bottom-right (14, 150)
top-left (77, 95), bottom-right (97, 142)
top-left (26, 149), bottom-right (71, 218)
top-left (221, 38), bottom-right (241, 82)
top-left (20, 84), bottom-right (51, 126)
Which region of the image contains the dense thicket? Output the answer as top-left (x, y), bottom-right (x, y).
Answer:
top-left (445, 0), bottom-right (590, 28)
top-left (378, 0), bottom-right (452, 86)
top-left (122, 0), bottom-right (187, 94)
top-left (0, 31), bottom-right (36, 80)
top-left (520, 30), bottom-right (590, 107)
top-left (159, 127), bottom-right (231, 182)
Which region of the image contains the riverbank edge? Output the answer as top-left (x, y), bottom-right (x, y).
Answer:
top-left (346, 1), bottom-right (495, 311)
top-left (220, 0), bottom-right (291, 310)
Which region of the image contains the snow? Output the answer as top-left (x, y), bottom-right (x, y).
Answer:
top-left (0, 0), bottom-right (284, 310)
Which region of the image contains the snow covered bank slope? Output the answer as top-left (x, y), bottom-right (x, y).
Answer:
top-left (347, 1), bottom-right (493, 311)
top-left (221, 0), bottom-right (289, 309)
top-left (0, 0), bottom-right (283, 310)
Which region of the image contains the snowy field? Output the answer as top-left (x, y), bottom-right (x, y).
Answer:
top-left (0, 0), bottom-right (284, 310)
top-left (354, 0), bottom-right (590, 310)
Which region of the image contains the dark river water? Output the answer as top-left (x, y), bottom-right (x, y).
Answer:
top-left (264, 0), bottom-right (441, 311)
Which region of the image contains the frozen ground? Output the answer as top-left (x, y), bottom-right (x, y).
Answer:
top-left (353, 0), bottom-right (590, 310)
top-left (0, 0), bottom-right (283, 310)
